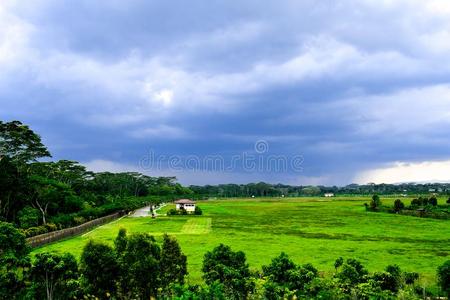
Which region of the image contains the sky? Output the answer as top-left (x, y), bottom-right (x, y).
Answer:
top-left (2, 0), bottom-right (450, 186)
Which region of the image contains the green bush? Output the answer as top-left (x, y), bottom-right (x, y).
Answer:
top-left (24, 226), bottom-right (48, 237)
top-left (167, 209), bottom-right (178, 216)
top-left (194, 206), bottom-right (202, 215)
top-left (17, 206), bottom-right (40, 228)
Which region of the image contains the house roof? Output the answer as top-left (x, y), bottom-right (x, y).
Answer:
top-left (174, 199), bottom-right (196, 204)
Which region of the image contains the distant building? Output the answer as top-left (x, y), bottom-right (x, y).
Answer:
top-left (174, 199), bottom-right (196, 213)
top-left (324, 193), bottom-right (335, 197)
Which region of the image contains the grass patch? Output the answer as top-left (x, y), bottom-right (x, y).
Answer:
top-left (32, 196), bottom-right (450, 286)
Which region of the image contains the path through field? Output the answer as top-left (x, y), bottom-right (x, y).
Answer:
top-left (131, 203), bottom-right (167, 217)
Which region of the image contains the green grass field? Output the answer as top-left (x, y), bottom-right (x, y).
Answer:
top-left (32, 197), bottom-right (450, 286)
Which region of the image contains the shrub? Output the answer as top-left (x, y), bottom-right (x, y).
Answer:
top-left (393, 199), bottom-right (405, 212)
top-left (24, 226), bottom-right (48, 237)
top-left (17, 206), bottom-right (40, 228)
top-left (429, 196), bottom-right (438, 206)
top-left (404, 272), bottom-right (419, 285)
top-left (194, 206), bottom-right (202, 215)
top-left (44, 223), bottom-right (58, 232)
top-left (370, 195), bottom-right (381, 210)
top-left (167, 208), bottom-right (178, 216)
top-left (437, 260), bottom-right (450, 297)
top-left (73, 216), bottom-right (86, 225)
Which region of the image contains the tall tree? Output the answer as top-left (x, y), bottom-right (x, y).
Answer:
top-left (202, 244), bottom-right (254, 300)
top-left (160, 234), bottom-right (188, 286)
top-left (30, 253), bottom-right (79, 300)
top-left (118, 233), bottom-right (161, 299)
top-left (0, 222), bottom-right (30, 299)
top-left (80, 240), bottom-right (119, 299)
top-left (0, 120), bottom-right (51, 163)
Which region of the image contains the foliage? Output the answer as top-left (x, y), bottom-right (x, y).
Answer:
top-left (370, 194), bottom-right (382, 209)
top-left (393, 199), bottom-right (405, 212)
top-left (160, 234), bottom-right (188, 287)
top-left (0, 222), bottom-right (30, 299)
top-left (17, 206), bottom-right (40, 228)
top-left (117, 233), bottom-right (161, 299)
top-left (202, 244), bottom-right (254, 299)
top-left (80, 240), bottom-right (119, 299)
top-left (194, 205), bottom-right (203, 215)
top-left (262, 252), bottom-right (318, 298)
top-left (0, 120), bottom-right (51, 163)
top-left (437, 260), bottom-right (450, 296)
top-left (29, 252), bottom-right (79, 300)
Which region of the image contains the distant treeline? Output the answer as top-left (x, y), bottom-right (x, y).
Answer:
top-left (190, 182), bottom-right (450, 198)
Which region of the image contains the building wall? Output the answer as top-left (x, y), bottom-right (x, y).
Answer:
top-left (176, 203), bottom-right (196, 212)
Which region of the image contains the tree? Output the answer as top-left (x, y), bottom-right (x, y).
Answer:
top-left (0, 157), bottom-right (27, 222)
top-left (334, 257), bottom-right (344, 271)
top-left (262, 252), bottom-right (296, 284)
top-left (202, 244), bottom-right (254, 299)
top-left (0, 222), bottom-right (30, 299)
top-left (17, 206), bottom-right (40, 228)
top-left (429, 196), bottom-right (438, 206)
top-left (80, 240), bottom-right (119, 299)
top-left (371, 265), bottom-right (402, 292)
top-left (194, 205), bottom-right (203, 215)
top-left (30, 253), bottom-right (79, 300)
top-left (160, 234), bottom-right (188, 286)
top-left (0, 120), bottom-right (51, 163)
top-left (437, 260), bottom-right (450, 297)
top-left (114, 228), bottom-right (127, 255)
top-left (118, 233), bottom-right (161, 299)
top-left (335, 258), bottom-right (368, 292)
top-left (370, 194), bottom-right (381, 209)
top-left (404, 272), bottom-right (419, 285)
top-left (262, 253), bottom-right (317, 298)
top-left (393, 199), bottom-right (405, 212)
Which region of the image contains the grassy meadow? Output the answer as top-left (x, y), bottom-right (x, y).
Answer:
top-left (32, 197), bottom-right (450, 286)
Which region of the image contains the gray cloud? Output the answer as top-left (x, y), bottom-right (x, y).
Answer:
top-left (2, 0), bottom-right (450, 185)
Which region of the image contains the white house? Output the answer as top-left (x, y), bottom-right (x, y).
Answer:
top-left (324, 193), bottom-right (335, 197)
top-left (174, 199), bottom-right (196, 212)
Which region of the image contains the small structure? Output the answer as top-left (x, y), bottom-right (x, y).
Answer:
top-left (174, 199), bottom-right (196, 213)
top-left (324, 193), bottom-right (335, 197)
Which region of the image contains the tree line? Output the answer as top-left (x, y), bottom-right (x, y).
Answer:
top-left (0, 121), bottom-right (193, 237)
top-left (1, 221), bottom-right (449, 299)
top-left (190, 183), bottom-right (450, 198)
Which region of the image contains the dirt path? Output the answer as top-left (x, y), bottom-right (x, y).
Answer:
top-left (131, 203), bottom-right (167, 217)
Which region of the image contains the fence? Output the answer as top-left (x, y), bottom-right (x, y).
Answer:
top-left (26, 211), bottom-right (127, 248)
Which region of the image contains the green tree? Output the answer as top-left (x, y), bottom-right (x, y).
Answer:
top-left (0, 222), bottom-right (30, 299)
top-left (30, 252), bottom-right (79, 300)
top-left (17, 206), bottom-right (40, 228)
top-left (370, 194), bottom-right (381, 209)
top-left (160, 234), bottom-right (188, 286)
top-left (202, 244), bottom-right (254, 299)
top-left (0, 120), bottom-right (51, 163)
top-left (334, 257), bottom-right (344, 271)
top-left (437, 260), bottom-right (450, 297)
top-left (194, 205), bottom-right (203, 215)
top-left (114, 228), bottom-right (128, 255)
top-left (393, 199), bottom-right (405, 212)
top-left (118, 233), bottom-right (161, 299)
top-left (80, 240), bottom-right (119, 299)
top-left (0, 157), bottom-right (27, 222)
top-left (262, 253), bottom-right (318, 298)
top-left (428, 196), bottom-right (438, 206)
top-left (335, 258), bottom-right (369, 293)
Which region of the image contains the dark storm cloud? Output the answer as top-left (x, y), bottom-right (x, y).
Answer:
top-left (2, 0), bottom-right (450, 184)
